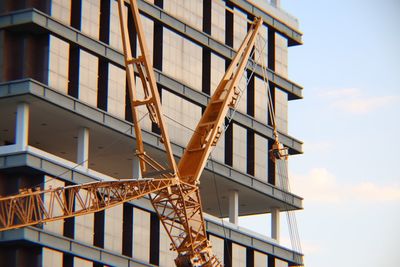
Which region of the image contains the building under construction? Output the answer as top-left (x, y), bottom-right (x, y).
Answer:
top-left (0, 0), bottom-right (304, 266)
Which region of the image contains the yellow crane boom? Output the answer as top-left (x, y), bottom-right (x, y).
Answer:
top-left (0, 0), bottom-right (265, 266)
top-left (0, 179), bottom-right (177, 231)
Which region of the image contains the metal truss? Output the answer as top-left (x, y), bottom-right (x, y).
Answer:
top-left (0, 178), bottom-right (177, 231)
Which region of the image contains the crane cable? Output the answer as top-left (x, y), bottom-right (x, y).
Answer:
top-left (255, 33), bottom-right (303, 257)
top-left (276, 160), bottom-right (303, 258)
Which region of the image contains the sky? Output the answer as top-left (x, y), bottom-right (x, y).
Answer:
top-left (240, 1), bottom-right (400, 266)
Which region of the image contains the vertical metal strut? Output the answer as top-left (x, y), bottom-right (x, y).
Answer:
top-left (117, 0), bottom-right (221, 265)
top-left (117, 0), bottom-right (177, 177)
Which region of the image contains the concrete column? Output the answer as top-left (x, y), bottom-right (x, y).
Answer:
top-left (15, 102), bottom-right (29, 150)
top-left (228, 190), bottom-right (239, 225)
top-left (271, 0), bottom-right (281, 8)
top-left (77, 127), bottom-right (89, 168)
top-left (132, 156), bottom-right (142, 179)
top-left (271, 208), bottom-right (280, 242)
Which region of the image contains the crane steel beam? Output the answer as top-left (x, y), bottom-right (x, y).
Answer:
top-left (0, 178), bottom-right (177, 231)
top-left (178, 19), bottom-right (264, 185)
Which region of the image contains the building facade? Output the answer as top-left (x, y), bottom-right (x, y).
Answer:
top-left (0, 0), bottom-right (304, 266)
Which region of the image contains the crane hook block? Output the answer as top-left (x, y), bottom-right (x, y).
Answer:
top-left (270, 141), bottom-right (289, 161)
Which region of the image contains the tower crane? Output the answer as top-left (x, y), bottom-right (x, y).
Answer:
top-left (0, 0), bottom-right (288, 266)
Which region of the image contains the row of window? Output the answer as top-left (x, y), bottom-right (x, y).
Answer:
top-left (48, 33), bottom-right (285, 179)
top-left (47, 0), bottom-right (289, 177)
top-left (42, 237), bottom-right (288, 267)
top-left (42, 247), bottom-right (271, 267)
top-left (48, 0), bottom-right (289, 130)
top-left (49, 0), bottom-right (287, 78)
top-left (41, 177), bottom-right (286, 267)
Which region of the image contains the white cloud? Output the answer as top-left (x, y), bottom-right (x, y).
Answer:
top-left (319, 88), bottom-right (399, 114)
top-left (291, 168), bottom-right (341, 204)
top-left (290, 168), bottom-right (400, 204)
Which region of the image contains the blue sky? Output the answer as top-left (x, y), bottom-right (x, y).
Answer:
top-left (240, 1), bottom-right (400, 266)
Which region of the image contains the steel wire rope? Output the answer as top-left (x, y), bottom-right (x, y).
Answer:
top-left (254, 33), bottom-right (298, 250)
top-left (256, 33), bottom-right (302, 256)
top-left (255, 34), bottom-right (303, 261)
top-left (278, 159), bottom-right (303, 256)
top-left (276, 157), bottom-right (302, 255)
top-left (223, 34), bottom-right (265, 130)
top-left (255, 32), bottom-right (276, 131)
top-left (276, 159), bottom-right (303, 260)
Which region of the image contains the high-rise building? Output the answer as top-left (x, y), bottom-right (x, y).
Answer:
top-left (0, 0), bottom-right (304, 266)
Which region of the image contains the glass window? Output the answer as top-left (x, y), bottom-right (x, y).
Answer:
top-left (235, 71), bottom-right (247, 114)
top-left (48, 35), bottom-right (70, 94)
top-left (276, 258), bottom-right (289, 267)
top-left (232, 124), bottom-right (247, 173)
top-left (210, 53), bottom-right (225, 96)
top-left (109, 0), bottom-right (127, 52)
top-left (164, 0), bottom-right (203, 31)
top-left (255, 134), bottom-right (268, 181)
top-left (79, 50), bottom-right (98, 107)
top-left (74, 189), bottom-right (94, 244)
top-left (209, 53), bottom-right (226, 163)
top-left (108, 63), bottom-right (126, 119)
top-left (163, 28), bottom-right (202, 91)
top-left (50, 0), bottom-right (71, 24)
top-left (81, 0), bottom-right (101, 39)
top-left (209, 235), bottom-right (224, 263)
top-left (275, 88), bottom-right (288, 133)
top-left (159, 223), bottom-right (177, 267)
top-left (133, 208), bottom-right (150, 262)
top-left (138, 15), bottom-right (154, 61)
top-left (211, 0), bottom-right (225, 43)
top-left (233, 8), bottom-right (247, 50)
top-left (275, 157), bottom-right (289, 190)
top-left (275, 33), bottom-right (288, 78)
top-left (254, 76), bottom-right (269, 124)
top-left (232, 243), bottom-right (246, 267)
top-left (162, 90), bottom-right (202, 147)
top-left (104, 205), bottom-right (123, 253)
top-left (43, 177), bottom-right (64, 234)
top-left (254, 251), bottom-right (267, 267)
top-left (42, 247), bottom-right (63, 267)
top-left (74, 257), bottom-right (93, 267)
